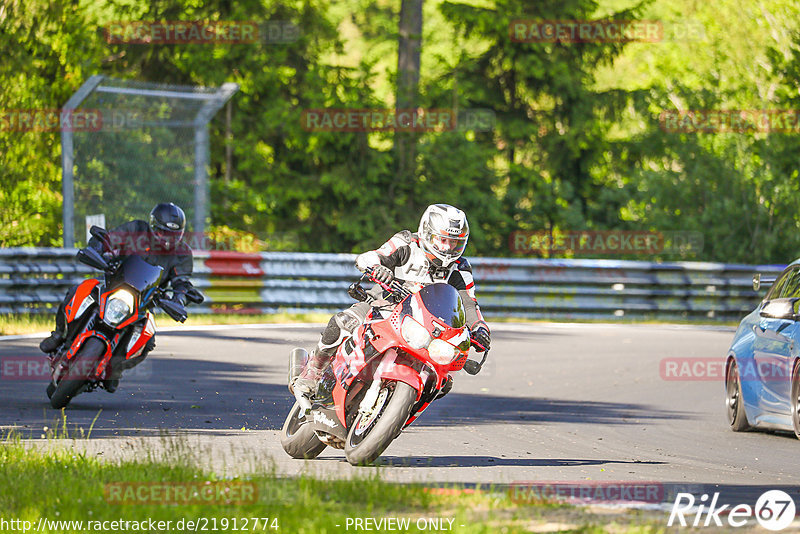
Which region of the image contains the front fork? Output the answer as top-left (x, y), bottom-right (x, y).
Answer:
top-left (358, 350), bottom-right (400, 418)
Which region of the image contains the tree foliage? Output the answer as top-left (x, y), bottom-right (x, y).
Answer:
top-left (2, 0), bottom-right (800, 262)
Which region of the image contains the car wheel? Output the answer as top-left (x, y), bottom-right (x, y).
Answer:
top-left (791, 359), bottom-right (800, 439)
top-left (726, 358), bottom-right (751, 431)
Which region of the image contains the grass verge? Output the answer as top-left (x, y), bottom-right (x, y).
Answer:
top-left (0, 432), bottom-right (667, 533)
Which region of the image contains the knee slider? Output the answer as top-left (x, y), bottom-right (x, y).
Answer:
top-left (334, 310), bottom-right (361, 334)
top-left (320, 315), bottom-right (343, 345)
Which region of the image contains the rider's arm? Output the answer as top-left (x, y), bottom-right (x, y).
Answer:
top-left (167, 244), bottom-right (194, 305)
top-left (355, 230), bottom-right (414, 272)
top-left (448, 258), bottom-right (489, 333)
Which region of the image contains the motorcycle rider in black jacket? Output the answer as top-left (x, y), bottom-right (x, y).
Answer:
top-left (39, 202), bottom-right (195, 392)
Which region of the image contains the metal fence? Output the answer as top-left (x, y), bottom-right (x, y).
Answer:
top-left (0, 248), bottom-right (787, 321)
top-left (61, 76), bottom-right (238, 248)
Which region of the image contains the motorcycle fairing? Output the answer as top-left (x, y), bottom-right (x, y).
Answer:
top-left (125, 312), bottom-right (155, 359)
top-left (64, 279), bottom-right (100, 323)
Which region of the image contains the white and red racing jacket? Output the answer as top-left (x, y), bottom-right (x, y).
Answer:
top-left (355, 230), bottom-right (489, 332)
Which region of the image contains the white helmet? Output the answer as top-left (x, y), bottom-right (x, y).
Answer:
top-left (418, 204), bottom-right (469, 267)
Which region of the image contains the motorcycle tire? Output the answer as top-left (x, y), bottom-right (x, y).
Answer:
top-left (344, 381), bottom-right (416, 466)
top-left (280, 401), bottom-right (327, 459)
top-left (50, 337), bottom-right (105, 409)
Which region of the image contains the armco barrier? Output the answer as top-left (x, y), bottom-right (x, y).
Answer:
top-left (0, 248), bottom-right (787, 321)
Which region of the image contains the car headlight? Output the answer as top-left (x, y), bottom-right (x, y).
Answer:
top-left (105, 289), bottom-right (134, 326)
top-left (401, 316), bottom-right (431, 349)
top-left (428, 339), bottom-right (459, 365)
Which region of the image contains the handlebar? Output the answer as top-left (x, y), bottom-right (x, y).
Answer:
top-left (361, 266), bottom-right (412, 301)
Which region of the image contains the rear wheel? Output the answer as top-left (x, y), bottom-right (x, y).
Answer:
top-left (344, 381), bottom-right (417, 465)
top-left (791, 360), bottom-right (800, 439)
top-left (726, 358), bottom-right (751, 431)
top-left (280, 402), bottom-right (327, 459)
top-left (49, 337), bottom-right (105, 409)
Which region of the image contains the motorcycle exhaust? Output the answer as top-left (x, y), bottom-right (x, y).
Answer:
top-left (288, 347), bottom-right (309, 384)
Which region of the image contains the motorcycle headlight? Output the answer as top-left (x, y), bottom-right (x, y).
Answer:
top-left (401, 316), bottom-right (431, 349)
top-left (428, 338), bottom-right (459, 365)
top-left (105, 289), bottom-right (134, 326)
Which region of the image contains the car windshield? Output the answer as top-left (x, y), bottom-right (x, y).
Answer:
top-left (416, 283), bottom-right (466, 328)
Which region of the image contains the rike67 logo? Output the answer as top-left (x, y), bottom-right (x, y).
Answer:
top-left (669, 490), bottom-right (797, 530)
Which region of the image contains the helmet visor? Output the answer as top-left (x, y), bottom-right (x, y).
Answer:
top-left (431, 234), bottom-right (467, 259)
top-left (153, 226), bottom-right (184, 248)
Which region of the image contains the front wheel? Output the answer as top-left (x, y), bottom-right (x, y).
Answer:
top-left (49, 337), bottom-right (105, 409)
top-left (725, 358), bottom-right (751, 431)
top-left (791, 360), bottom-right (800, 439)
top-left (345, 381), bottom-right (417, 465)
top-left (280, 402), bottom-right (327, 459)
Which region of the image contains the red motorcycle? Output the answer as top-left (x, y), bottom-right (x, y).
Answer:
top-left (280, 269), bottom-right (488, 465)
top-left (45, 226), bottom-right (203, 409)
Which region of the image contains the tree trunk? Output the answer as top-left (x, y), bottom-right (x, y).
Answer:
top-left (394, 0), bottom-right (423, 202)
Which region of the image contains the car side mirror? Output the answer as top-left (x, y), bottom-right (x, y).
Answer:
top-left (759, 298), bottom-right (798, 320)
top-left (76, 247), bottom-right (109, 271)
top-left (753, 273), bottom-right (776, 291)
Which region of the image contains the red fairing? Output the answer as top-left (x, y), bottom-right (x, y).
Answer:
top-left (330, 290), bottom-right (471, 426)
top-left (64, 279), bottom-right (100, 323)
top-left (126, 312), bottom-right (155, 359)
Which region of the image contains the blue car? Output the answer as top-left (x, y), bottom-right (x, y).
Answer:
top-left (725, 262), bottom-right (800, 438)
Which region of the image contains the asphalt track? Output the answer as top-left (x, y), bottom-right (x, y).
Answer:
top-left (2, 322), bottom-right (800, 505)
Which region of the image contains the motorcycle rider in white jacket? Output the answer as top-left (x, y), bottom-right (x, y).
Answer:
top-left (291, 203), bottom-right (491, 396)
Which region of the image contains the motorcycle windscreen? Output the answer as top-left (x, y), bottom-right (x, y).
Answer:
top-left (107, 255), bottom-right (165, 294)
top-left (414, 283), bottom-right (467, 328)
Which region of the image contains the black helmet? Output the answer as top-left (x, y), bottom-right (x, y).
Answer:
top-left (149, 202), bottom-right (186, 249)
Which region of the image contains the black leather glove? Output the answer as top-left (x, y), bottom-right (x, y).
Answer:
top-left (372, 265), bottom-right (394, 285)
top-left (471, 325), bottom-right (491, 352)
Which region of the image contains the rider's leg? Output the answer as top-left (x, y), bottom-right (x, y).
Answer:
top-left (291, 303), bottom-right (370, 395)
top-left (103, 337), bottom-right (155, 393)
top-left (39, 285), bottom-right (78, 353)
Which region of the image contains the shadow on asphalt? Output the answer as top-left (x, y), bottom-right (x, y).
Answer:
top-left (368, 457), bottom-right (667, 468)
top-left (1, 354), bottom-right (293, 439)
top-left (412, 393), bottom-right (689, 427)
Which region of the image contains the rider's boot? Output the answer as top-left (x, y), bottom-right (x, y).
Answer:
top-left (39, 302), bottom-right (67, 353)
top-left (290, 345), bottom-right (336, 397)
top-left (289, 309), bottom-right (361, 396)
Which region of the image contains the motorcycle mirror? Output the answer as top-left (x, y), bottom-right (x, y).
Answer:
top-left (463, 360), bottom-right (482, 375)
top-left (158, 298), bottom-right (188, 323)
top-left (348, 282), bottom-right (369, 302)
top-left (89, 225), bottom-right (113, 251)
top-left (185, 287), bottom-right (205, 304)
top-left (76, 247), bottom-right (109, 271)
top-left (463, 349), bottom-right (489, 376)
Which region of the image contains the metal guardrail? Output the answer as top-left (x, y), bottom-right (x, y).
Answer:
top-left (0, 248), bottom-right (787, 321)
